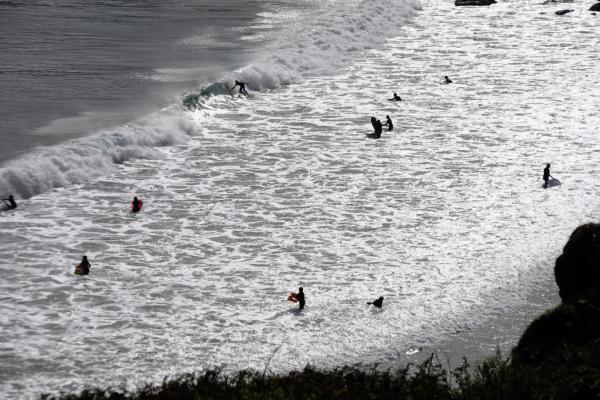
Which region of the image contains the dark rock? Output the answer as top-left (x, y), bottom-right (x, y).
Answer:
top-left (513, 299), bottom-right (600, 365)
top-left (455, 0), bottom-right (496, 6)
top-left (555, 8), bottom-right (574, 14)
top-left (513, 223), bottom-right (600, 366)
top-left (555, 223), bottom-right (600, 303)
top-left (590, 2), bottom-right (600, 11)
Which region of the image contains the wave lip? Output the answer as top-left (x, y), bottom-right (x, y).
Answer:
top-left (183, 0), bottom-right (422, 109)
top-left (0, 109), bottom-right (192, 199)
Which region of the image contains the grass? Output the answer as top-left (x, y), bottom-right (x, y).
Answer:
top-left (41, 347), bottom-right (600, 400)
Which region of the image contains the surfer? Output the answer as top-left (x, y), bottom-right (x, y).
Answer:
top-left (229, 80), bottom-right (249, 96)
top-left (367, 117), bottom-right (383, 138)
top-left (543, 163), bottom-right (551, 188)
top-left (297, 287), bottom-right (305, 310)
top-left (383, 115), bottom-right (393, 131)
top-left (367, 296), bottom-right (384, 308)
top-left (389, 92), bottom-right (402, 101)
top-left (2, 195), bottom-right (17, 210)
top-left (444, 75), bottom-right (453, 84)
top-left (74, 256), bottom-right (91, 276)
top-left (131, 196), bottom-right (142, 213)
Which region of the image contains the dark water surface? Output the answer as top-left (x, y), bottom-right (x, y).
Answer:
top-left (0, 0), bottom-right (263, 162)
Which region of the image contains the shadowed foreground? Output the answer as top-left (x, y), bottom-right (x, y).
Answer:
top-left (43, 224), bottom-right (600, 400)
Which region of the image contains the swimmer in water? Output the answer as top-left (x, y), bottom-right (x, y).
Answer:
top-left (383, 115), bottom-right (393, 131)
top-left (389, 92), bottom-right (402, 101)
top-left (444, 76), bottom-right (453, 84)
top-left (74, 255), bottom-right (91, 276)
top-left (229, 80), bottom-right (249, 96)
top-left (296, 287), bottom-right (305, 310)
top-left (131, 196), bottom-right (142, 213)
top-left (2, 195), bottom-right (17, 210)
top-left (367, 296), bottom-right (384, 308)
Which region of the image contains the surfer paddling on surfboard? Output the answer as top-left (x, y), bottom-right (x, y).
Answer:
top-left (443, 75), bottom-right (452, 84)
top-left (288, 287), bottom-right (305, 310)
top-left (229, 80), bottom-right (249, 96)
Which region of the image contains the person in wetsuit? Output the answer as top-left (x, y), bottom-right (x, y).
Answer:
top-left (296, 287), bottom-right (305, 310)
top-left (543, 163), bottom-right (551, 188)
top-left (389, 92), bottom-right (402, 101)
top-left (3, 195), bottom-right (16, 210)
top-left (131, 196), bottom-right (142, 213)
top-left (229, 80), bottom-right (249, 96)
top-left (367, 296), bottom-right (384, 308)
top-left (444, 76), bottom-right (453, 84)
top-left (383, 115), bottom-right (393, 131)
top-left (74, 256), bottom-right (91, 276)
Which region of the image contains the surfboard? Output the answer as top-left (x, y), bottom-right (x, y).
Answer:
top-left (543, 178), bottom-right (561, 188)
top-left (548, 178), bottom-right (561, 187)
top-left (288, 293), bottom-right (299, 302)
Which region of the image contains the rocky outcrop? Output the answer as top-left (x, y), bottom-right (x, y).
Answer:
top-left (590, 2), bottom-right (600, 11)
top-left (513, 223), bottom-right (600, 366)
top-left (455, 0), bottom-right (496, 6)
top-left (555, 223), bottom-right (600, 303)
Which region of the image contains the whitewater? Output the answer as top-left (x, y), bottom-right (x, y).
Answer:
top-left (2, 0), bottom-right (600, 397)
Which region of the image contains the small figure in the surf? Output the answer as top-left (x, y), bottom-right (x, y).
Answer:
top-left (389, 92), bottom-right (402, 101)
top-left (229, 80), bottom-right (249, 96)
top-left (131, 196), bottom-right (143, 213)
top-left (2, 195), bottom-right (17, 210)
top-left (444, 75), bottom-right (453, 84)
top-left (367, 117), bottom-right (383, 139)
top-left (543, 163), bottom-right (551, 188)
top-left (367, 296), bottom-right (384, 308)
top-left (383, 115), bottom-right (393, 131)
top-left (296, 287), bottom-right (305, 310)
top-left (288, 287), bottom-right (305, 310)
top-left (74, 255), bottom-right (91, 276)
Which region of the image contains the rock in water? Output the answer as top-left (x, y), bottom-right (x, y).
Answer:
top-left (590, 2), bottom-right (600, 11)
top-left (555, 8), bottom-right (574, 14)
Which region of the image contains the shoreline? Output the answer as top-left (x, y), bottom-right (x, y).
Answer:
top-left (391, 273), bottom-right (560, 369)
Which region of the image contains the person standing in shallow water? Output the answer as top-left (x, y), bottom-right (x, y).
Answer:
top-left (383, 115), bottom-right (393, 131)
top-left (543, 163), bottom-right (551, 188)
top-left (297, 287), bottom-right (305, 310)
top-left (131, 196), bottom-right (142, 213)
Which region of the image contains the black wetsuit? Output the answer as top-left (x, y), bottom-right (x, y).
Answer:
top-left (543, 166), bottom-right (550, 185)
top-left (3, 198), bottom-right (16, 210)
top-left (369, 297), bottom-right (384, 308)
top-left (132, 198), bottom-right (142, 213)
top-left (384, 117), bottom-right (393, 131)
top-left (76, 260), bottom-right (90, 275)
top-left (297, 291), bottom-right (305, 309)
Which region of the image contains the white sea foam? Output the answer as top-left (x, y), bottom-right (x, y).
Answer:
top-left (1, 0), bottom-right (600, 398)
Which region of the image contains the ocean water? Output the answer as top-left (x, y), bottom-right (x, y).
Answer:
top-left (1, 0), bottom-right (599, 398)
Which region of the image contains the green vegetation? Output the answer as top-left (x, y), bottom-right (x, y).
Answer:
top-left (41, 344), bottom-right (600, 400)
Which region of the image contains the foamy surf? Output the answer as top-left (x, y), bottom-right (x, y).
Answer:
top-left (2, 0), bottom-right (600, 399)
